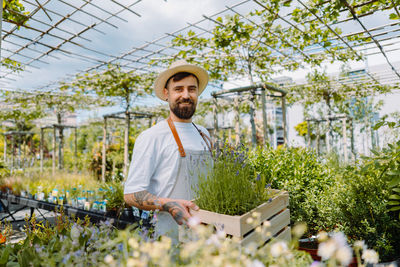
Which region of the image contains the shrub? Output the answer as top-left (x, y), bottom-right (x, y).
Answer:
top-left (248, 146), bottom-right (334, 234)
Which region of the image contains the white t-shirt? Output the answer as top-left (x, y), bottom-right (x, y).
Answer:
top-left (123, 120), bottom-right (210, 197)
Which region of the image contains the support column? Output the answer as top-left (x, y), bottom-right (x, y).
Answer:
top-left (40, 128), bottom-right (44, 172)
top-left (213, 97), bottom-right (218, 143)
top-left (102, 117), bottom-right (107, 182)
top-left (350, 118), bottom-right (355, 160)
top-left (326, 119), bottom-right (331, 153)
top-left (281, 95), bottom-right (288, 145)
top-left (249, 92), bottom-right (257, 146)
top-left (261, 88), bottom-right (268, 145)
top-left (52, 127), bottom-right (56, 176)
top-left (342, 118), bottom-right (348, 163)
top-left (123, 112), bottom-right (130, 179)
top-left (234, 96), bottom-right (240, 146)
top-left (11, 135), bottom-right (14, 170)
top-left (58, 127), bottom-right (64, 170)
top-left (148, 117), bottom-right (153, 128)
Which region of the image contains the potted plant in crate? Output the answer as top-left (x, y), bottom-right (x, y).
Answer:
top-left (190, 146), bottom-right (290, 246)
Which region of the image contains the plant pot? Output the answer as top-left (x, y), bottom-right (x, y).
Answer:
top-left (190, 190), bottom-right (290, 246)
top-left (120, 207), bottom-right (135, 221)
top-left (105, 209), bottom-right (118, 218)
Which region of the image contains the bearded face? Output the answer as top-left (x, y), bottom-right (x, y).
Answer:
top-left (163, 75), bottom-right (199, 121)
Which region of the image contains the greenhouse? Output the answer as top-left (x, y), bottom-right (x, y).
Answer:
top-left (0, 0), bottom-right (399, 266)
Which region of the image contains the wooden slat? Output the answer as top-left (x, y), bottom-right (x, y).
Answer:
top-left (275, 226), bottom-right (291, 243)
top-left (240, 208), bottom-right (290, 247)
top-left (190, 190), bottom-right (289, 237)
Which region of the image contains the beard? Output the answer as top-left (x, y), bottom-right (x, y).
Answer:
top-left (170, 99), bottom-right (196, 120)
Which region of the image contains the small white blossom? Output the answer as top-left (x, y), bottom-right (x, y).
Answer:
top-left (246, 218), bottom-right (254, 225)
top-left (70, 225), bottom-right (81, 241)
top-left (270, 241), bottom-right (288, 257)
top-left (188, 216), bottom-right (200, 227)
top-left (318, 240), bottom-right (336, 260)
top-left (353, 240), bottom-right (365, 250)
top-left (362, 249), bottom-right (379, 264)
top-left (247, 259), bottom-right (265, 267)
top-left (335, 246), bottom-right (352, 266)
top-left (104, 255), bottom-right (114, 264)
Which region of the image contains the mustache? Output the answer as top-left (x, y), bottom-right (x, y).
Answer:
top-left (177, 99), bottom-right (194, 104)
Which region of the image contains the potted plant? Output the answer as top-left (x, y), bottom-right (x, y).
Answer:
top-left (190, 146), bottom-right (290, 246)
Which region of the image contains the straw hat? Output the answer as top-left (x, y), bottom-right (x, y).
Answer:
top-left (154, 60), bottom-right (209, 101)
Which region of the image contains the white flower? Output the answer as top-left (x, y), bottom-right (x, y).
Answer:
top-left (247, 259), bottom-right (265, 267)
top-left (188, 216), bottom-right (200, 227)
top-left (270, 241), bottom-right (288, 257)
top-left (246, 218), bottom-right (254, 225)
top-left (335, 246), bottom-right (352, 266)
top-left (318, 240), bottom-right (336, 260)
top-left (362, 249), bottom-right (379, 264)
top-left (353, 240), bottom-right (365, 250)
top-left (104, 255), bottom-right (114, 264)
top-left (70, 225), bottom-right (81, 241)
top-left (216, 229), bottom-right (226, 238)
top-left (206, 234), bottom-right (221, 247)
top-left (332, 232), bottom-right (347, 247)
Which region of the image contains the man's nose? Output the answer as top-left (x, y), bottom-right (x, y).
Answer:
top-left (182, 88), bottom-right (190, 98)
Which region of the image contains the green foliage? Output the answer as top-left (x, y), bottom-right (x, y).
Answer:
top-left (248, 146), bottom-right (334, 234)
top-left (194, 145), bottom-right (274, 215)
top-left (2, 0), bottom-right (30, 27)
top-left (103, 180), bottom-right (125, 211)
top-left (70, 64), bottom-right (155, 112)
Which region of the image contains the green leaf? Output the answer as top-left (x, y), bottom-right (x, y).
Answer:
top-left (389, 13), bottom-right (398, 20)
top-left (387, 200), bottom-right (400, 205)
top-left (0, 245), bottom-right (12, 264)
top-left (389, 194), bottom-right (400, 200)
top-left (388, 176), bottom-right (400, 187)
top-left (388, 206), bottom-right (400, 211)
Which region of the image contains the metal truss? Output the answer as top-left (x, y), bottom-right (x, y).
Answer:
top-left (1, 0), bottom-right (400, 96)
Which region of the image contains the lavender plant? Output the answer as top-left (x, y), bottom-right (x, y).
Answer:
top-left (194, 145), bottom-right (274, 216)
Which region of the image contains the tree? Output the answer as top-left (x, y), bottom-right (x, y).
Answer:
top-left (70, 64), bottom-right (155, 178)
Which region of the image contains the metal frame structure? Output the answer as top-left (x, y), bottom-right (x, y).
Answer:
top-left (1, 0), bottom-right (399, 91)
top-left (3, 131), bottom-right (35, 169)
top-left (211, 83), bottom-right (287, 146)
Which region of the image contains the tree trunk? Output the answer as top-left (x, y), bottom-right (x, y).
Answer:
top-left (74, 127), bottom-right (78, 172)
top-left (102, 117), bottom-right (107, 182)
top-left (57, 113), bottom-right (63, 170)
top-left (342, 118), bottom-right (348, 163)
top-left (4, 133), bottom-right (7, 164)
top-left (40, 128), bottom-right (44, 172)
top-left (52, 127), bottom-right (56, 176)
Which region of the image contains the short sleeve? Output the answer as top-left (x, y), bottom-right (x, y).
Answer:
top-left (124, 132), bottom-right (158, 194)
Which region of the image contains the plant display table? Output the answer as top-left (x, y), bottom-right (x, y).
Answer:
top-left (190, 190), bottom-right (290, 246)
top-left (0, 192), bottom-right (152, 229)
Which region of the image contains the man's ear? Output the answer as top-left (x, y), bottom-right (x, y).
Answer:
top-left (163, 88), bottom-right (169, 101)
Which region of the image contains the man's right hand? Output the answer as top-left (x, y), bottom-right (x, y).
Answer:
top-left (161, 199), bottom-right (199, 225)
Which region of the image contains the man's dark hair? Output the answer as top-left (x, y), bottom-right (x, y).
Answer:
top-left (165, 72), bottom-right (199, 89)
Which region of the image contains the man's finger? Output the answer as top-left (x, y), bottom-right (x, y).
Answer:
top-left (187, 201), bottom-right (199, 211)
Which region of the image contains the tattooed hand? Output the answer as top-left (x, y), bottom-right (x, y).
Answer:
top-left (162, 200), bottom-right (199, 225)
top-left (124, 191), bottom-right (199, 225)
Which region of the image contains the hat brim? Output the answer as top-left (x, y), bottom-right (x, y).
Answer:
top-left (154, 64), bottom-right (209, 101)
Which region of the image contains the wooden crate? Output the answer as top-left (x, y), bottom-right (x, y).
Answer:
top-left (189, 190), bottom-right (290, 246)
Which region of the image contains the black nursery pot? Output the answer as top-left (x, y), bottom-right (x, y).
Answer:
top-left (120, 207), bottom-right (134, 221)
top-left (105, 209), bottom-right (118, 218)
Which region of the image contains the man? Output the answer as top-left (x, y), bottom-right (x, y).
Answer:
top-left (124, 60), bottom-right (213, 241)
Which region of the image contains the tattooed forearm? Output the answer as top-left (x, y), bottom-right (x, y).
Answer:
top-left (124, 190), bottom-right (162, 210)
top-left (162, 201), bottom-right (185, 225)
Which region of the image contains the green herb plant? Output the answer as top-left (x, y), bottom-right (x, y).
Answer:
top-left (194, 145), bottom-right (274, 216)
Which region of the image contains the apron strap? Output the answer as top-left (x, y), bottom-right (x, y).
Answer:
top-left (192, 123), bottom-right (213, 152)
top-left (167, 117), bottom-right (186, 157)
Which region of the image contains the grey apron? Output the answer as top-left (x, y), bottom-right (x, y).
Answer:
top-left (154, 118), bottom-right (212, 243)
